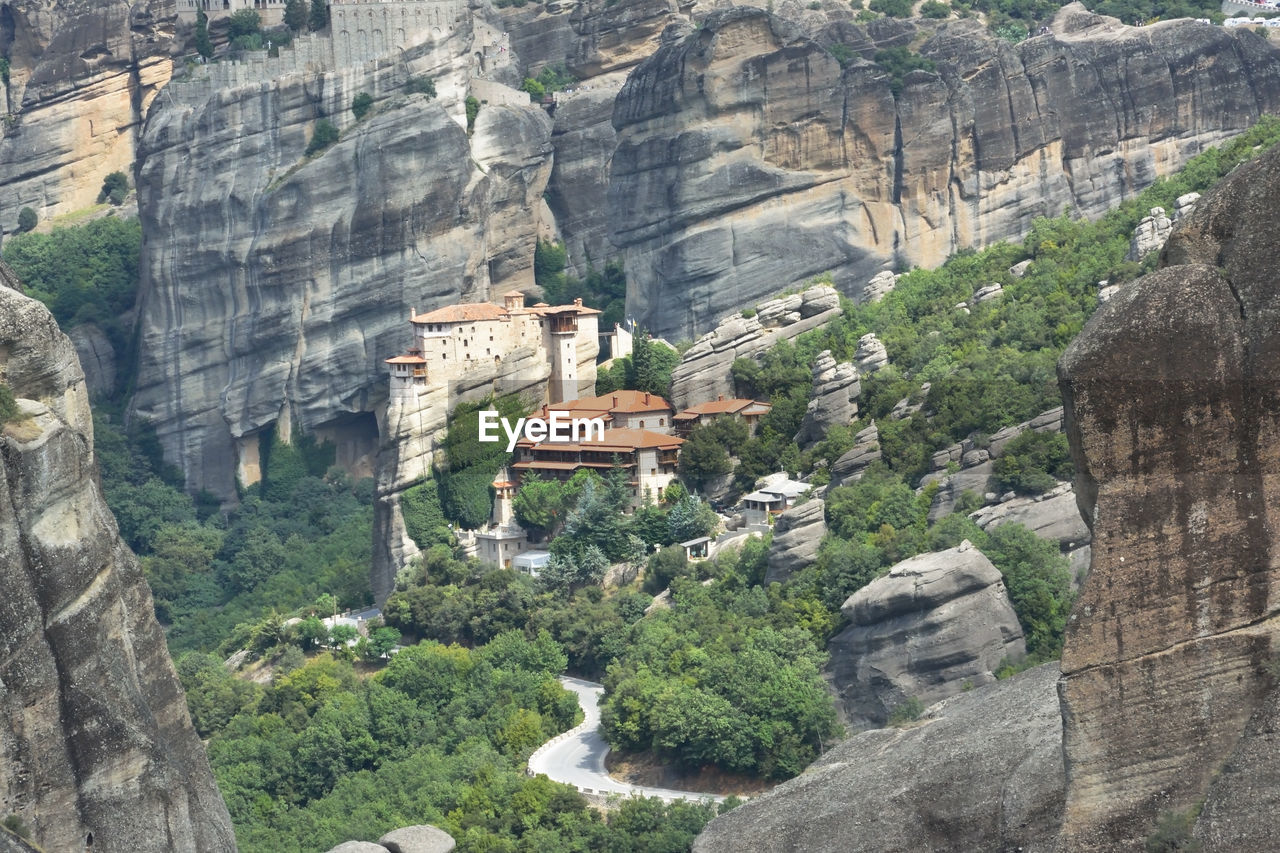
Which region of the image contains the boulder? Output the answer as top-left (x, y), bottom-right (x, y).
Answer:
top-left (830, 422), bottom-right (881, 484)
top-left (972, 282), bottom-right (1003, 303)
top-left (326, 844), bottom-right (392, 853)
top-left (826, 541), bottom-right (1026, 728)
top-left (856, 270), bottom-right (897, 305)
top-left (854, 333), bottom-right (889, 374)
top-left (969, 482), bottom-right (1090, 554)
top-left (764, 499), bottom-right (826, 584)
top-left (693, 664), bottom-right (1065, 853)
top-left (379, 824), bottom-right (458, 853)
top-left (926, 460), bottom-right (994, 521)
top-left (1125, 205), bottom-right (1173, 261)
top-left (794, 351), bottom-right (860, 446)
top-left (1009, 259), bottom-right (1033, 277)
top-left (1173, 191), bottom-right (1200, 221)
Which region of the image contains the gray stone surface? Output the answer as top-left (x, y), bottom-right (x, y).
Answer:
top-left (1126, 205), bottom-right (1174, 261)
top-left (765, 498), bottom-right (826, 584)
top-left (0, 277), bottom-right (236, 852)
top-left (972, 282), bottom-right (1003, 303)
top-left (856, 270), bottom-right (897, 305)
top-left (970, 483), bottom-right (1091, 552)
top-left (794, 351), bottom-right (859, 446)
top-left (826, 541), bottom-right (1025, 728)
top-left (1173, 191), bottom-right (1200, 221)
top-left (379, 824), bottom-right (458, 853)
top-left (667, 286), bottom-right (840, 409)
top-left (854, 333), bottom-right (888, 374)
top-left (67, 322), bottom-right (117, 399)
top-left (830, 421), bottom-right (880, 485)
top-left (925, 459), bottom-right (994, 521)
top-left (611, 4), bottom-right (1280, 340)
top-left (326, 844), bottom-right (392, 853)
top-left (693, 663), bottom-right (1065, 853)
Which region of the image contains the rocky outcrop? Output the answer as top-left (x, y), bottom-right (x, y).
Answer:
top-left (764, 498), bottom-right (826, 584)
top-left (1173, 191), bottom-right (1200, 221)
top-left (1125, 206), bottom-right (1173, 261)
top-left (0, 0), bottom-right (174, 229)
top-left (1057, 141), bottom-right (1280, 850)
top-left (132, 39), bottom-right (555, 501)
top-left (611, 5), bottom-right (1280, 340)
top-left (830, 421), bottom-right (880, 485)
top-left (326, 824), bottom-right (457, 853)
top-left (853, 333), bottom-right (888, 374)
top-left (693, 663), bottom-right (1065, 853)
top-left (855, 270), bottom-right (896, 305)
top-left (794, 351), bottom-right (859, 447)
top-left (0, 277), bottom-right (236, 851)
top-left (826, 541), bottom-right (1025, 728)
top-left (67, 322), bottom-right (118, 399)
top-left (667, 285), bottom-right (840, 410)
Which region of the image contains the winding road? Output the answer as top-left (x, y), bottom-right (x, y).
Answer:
top-left (527, 676), bottom-right (729, 803)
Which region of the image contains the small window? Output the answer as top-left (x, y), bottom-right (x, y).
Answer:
top-left (639, 420), bottom-right (645, 428)
top-left (651, 468), bottom-right (656, 476)
top-left (659, 418), bottom-right (665, 426)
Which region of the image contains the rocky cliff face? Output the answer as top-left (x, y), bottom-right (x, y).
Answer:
top-left (0, 273), bottom-right (235, 852)
top-left (131, 37), bottom-right (555, 501)
top-left (1056, 134), bottom-right (1280, 851)
top-left (610, 4), bottom-right (1280, 340)
top-left (0, 0), bottom-right (174, 230)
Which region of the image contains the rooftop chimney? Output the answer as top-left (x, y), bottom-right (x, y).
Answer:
top-left (612, 395), bottom-right (618, 407)
top-left (574, 297), bottom-right (583, 307)
top-left (644, 392), bottom-right (650, 405)
top-left (717, 394), bottom-right (724, 401)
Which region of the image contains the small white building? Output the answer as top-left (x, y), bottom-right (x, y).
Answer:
top-left (741, 476), bottom-right (811, 525)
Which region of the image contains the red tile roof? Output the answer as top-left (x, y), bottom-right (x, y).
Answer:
top-left (536, 390), bottom-right (672, 417)
top-left (412, 303), bottom-right (510, 324)
top-left (677, 398), bottom-right (765, 416)
top-left (385, 354), bottom-right (427, 364)
top-left (518, 427), bottom-right (684, 453)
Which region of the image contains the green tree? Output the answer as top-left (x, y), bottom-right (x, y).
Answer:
top-left (920, 0), bottom-right (950, 16)
top-left (406, 76), bottom-right (437, 98)
top-left (520, 77), bottom-right (546, 101)
top-left (351, 92), bottom-right (374, 121)
top-left (869, 0), bottom-right (912, 16)
top-left (227, 8), bottom-right (262, 39)
top-left (465, 96), bottom-right (480, 133)
top-left (16, 206), bottom-right (36, 233)
top-left (306, 118), bottom-right (339, 155)
top-left (194, 10), bottom-right (214, 59)
top-left (99, 171), bottom-right (130, 206)
top-left (284, 0), bottom-right (307, 31)
top-left (990, 430), bottom-right (1073, 495)
top-left (309, 0), bottom-right (329, 31)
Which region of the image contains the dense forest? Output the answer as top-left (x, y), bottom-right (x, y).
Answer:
top-left (8, 113), bottom-right (1280, 851)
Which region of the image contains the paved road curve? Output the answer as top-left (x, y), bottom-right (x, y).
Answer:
top-left (527, 676), bottom-right (729, 803)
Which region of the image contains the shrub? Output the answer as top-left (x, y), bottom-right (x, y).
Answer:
top-left (888, 696), bottom-right (924, 726)
top-left (284, 0), bottom-right (307, 31)
top-left (194, 10), bottom-right (214, 59)
top-left (98, 171), bottom-right (129, 205)
top-left (16, 206), bottom-right (36, 233)
top-left (351, 92), bottom-right (374, 120)
top-left (990, 429), bottom-right (1072, 495)
top-left (308, 0), bottom-right (328, 31)
top-left (0, 383), bottom-right (19, 423)
top-left (869, 0), bottom-right (911, 16)
top-left (1145, 808), bottom-right (1202, 853)
top-left (465, 96), bottom-right (480, 133)
top-left (827, 43), bottom-right (855, 68)
top-left (874, 47), bottom-right (938, 97)
top-left (405, 76), bottom-right (437, 98)
top-left (521, 77), bottom-right (546, 101)
top-left (305, 118), bottom-right (339, 155)
top-left (920, 0), bottom-right (951, 16)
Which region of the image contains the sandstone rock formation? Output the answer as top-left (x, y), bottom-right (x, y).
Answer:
top-left (855, 270), bottom-right (897, 305)
top-left (830, 421), bottom-right (880, 485)
top-left (667, 285), bottom-right (840, 410)
top-left (764, 498), bottom-right (826, 584)
top-left (794, 351), bottom-right (859, 447)
top-left (972, 282), bottom-right (1003, 303)
top-left (1173, 191), bottom-right (1200, 221)
top-left (0, 0), bottom-right (174, 228)
top-left (693, 663), bottom-right (1065, 853)
top-left (611, 5), bottom-right (1280, 340)
top-left (826, 541), bottom-right (1025, 728)
top-left (1057, 140), bottom-right (1280, 850)
top-left (1125, 206), bottom-right (1173, 261)
top-left (67, 322), bottom-right (118, 399)
top-left (132, 42), bottom-right (556, 501)
top-left (853, 333), bottom-right (888, 374)
top-left (0, 275), bottom-right (236, 851)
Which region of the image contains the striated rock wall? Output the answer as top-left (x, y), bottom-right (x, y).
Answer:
top-left (0, 273), bottom-right (235, 852)
top-left (131, 36), bottom-right (556, 501)
top-left (0, 0), bottom-right (174, 230)
top-left (610, 4), bottom-right (1280, 340)
top-left (1057, 141), bottom-right (1280, 850)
